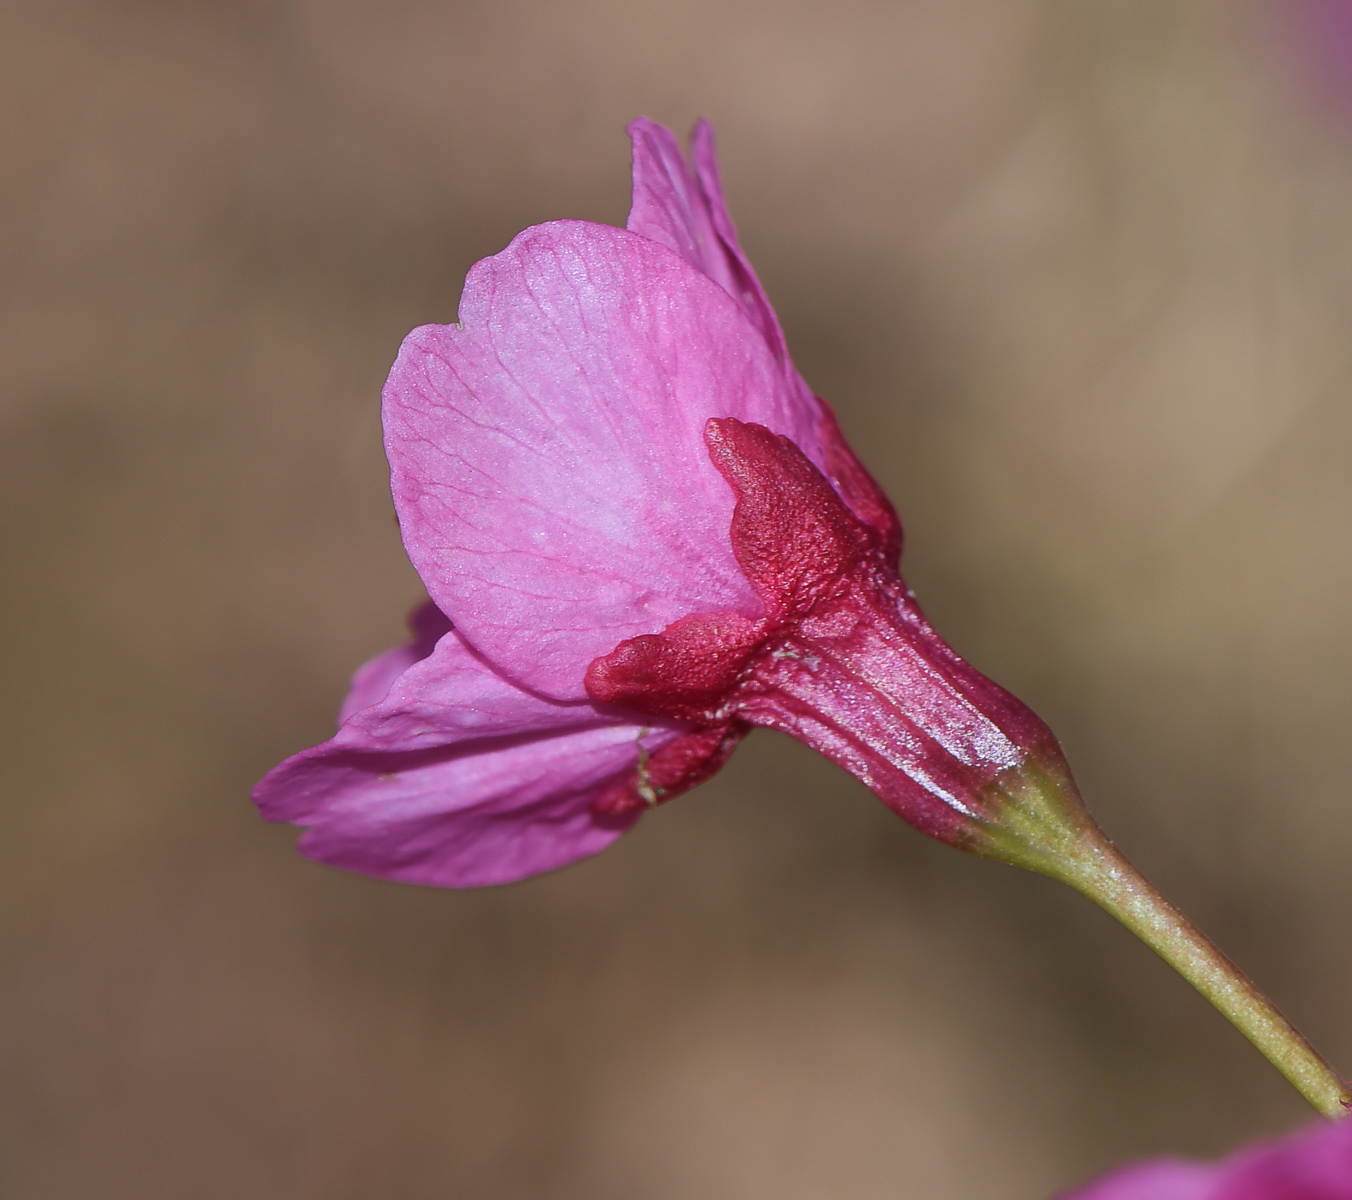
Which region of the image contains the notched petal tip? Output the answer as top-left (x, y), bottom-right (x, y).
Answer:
top-left (626, 117), bottom-right (801, 379)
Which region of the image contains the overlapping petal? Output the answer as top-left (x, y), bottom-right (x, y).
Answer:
top-left (383, 219), bottom-right (827, 700)
top-left (628, 118), bottom-right (804, 392)
top-left (254, 617), bottom-right (685, 887)
top-left (336, 601), bottom-right (451, 724)
top-left (625, 119), bottom-right (738, 300)
top-left (625, 119), bottom-right (900, 559)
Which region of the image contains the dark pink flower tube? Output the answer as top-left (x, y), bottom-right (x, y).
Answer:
top-left (1060, 1117), bottom-right (1352, 1200)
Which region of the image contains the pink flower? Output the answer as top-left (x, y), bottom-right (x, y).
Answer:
top-left (1290, 1), bottom-right (1352, 114)
top-left (253, 119), bottom-right (1074, 887)
top-left (1059, 1117), bottom-right (1352, 1199)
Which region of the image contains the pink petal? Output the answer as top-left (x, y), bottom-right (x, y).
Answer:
top-left (625, 118), bottom-right (742, 302)
top-left (626, 120), bottom-right (901, 554)
top-left (254, 628), bottom-right (685, 887)
top-left (337, 600), bottom-right (452, 724)
top-left (383, 219), bottom-right (826, 700)
top-left (1217, 1117), bottom-right (1352, 1199)
top-left (1062, 1161), bottom-right (1214, 1200)
top-left (626, 118), bottom-right (810, 400)
top-left (689, 119), bottom-right (799, 377)
top-left (1058, 1119), bottom-right (1352, 1200)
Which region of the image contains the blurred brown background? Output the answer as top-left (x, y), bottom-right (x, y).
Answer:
top-left (3, 2), bottom-right (1351, 1197)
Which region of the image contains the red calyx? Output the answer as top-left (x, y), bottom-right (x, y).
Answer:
top-left (586, 416), bottom-right (1065, 843)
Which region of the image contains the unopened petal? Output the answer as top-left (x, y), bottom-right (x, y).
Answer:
top-left (383, 219), bottom-right (825, 699)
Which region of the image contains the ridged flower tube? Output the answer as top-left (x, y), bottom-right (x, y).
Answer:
top-left (254, 118), bottom-right (1350, 1118)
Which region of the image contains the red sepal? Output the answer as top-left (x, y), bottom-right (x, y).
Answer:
top-left (702, 419), bottom-right (872, 616)
top-left (815, 397), bottom-right (902, 569)
top-left (586, 417), bottom-right (1067, 846)
top-left (585, 610), bottom-right (763, 722)
top-left (592, 721), bottom-right (750, 816)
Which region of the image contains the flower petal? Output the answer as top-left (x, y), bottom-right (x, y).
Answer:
top-left (1057, 1118), bottom-right (1352, 1200)
top-left (337, 600), bottom-right (452, 724)
top-left (627, 120), bottom-right (902, 568)
top-left (625, 118), bottom-right (742, 300)
top-left (688, 119), bottom-right (800, 378)
top-left (254, 628), bottom-right (685, 887)
top-left (1061, 1161), bottom-right (1213, 1200)
top-left (626, 118), bottom-right (809, 400)
top-left (383, 219), bottom-right (825, 699)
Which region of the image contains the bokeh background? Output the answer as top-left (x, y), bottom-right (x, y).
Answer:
top-left (4, 2), bottom-right (1352, 1196)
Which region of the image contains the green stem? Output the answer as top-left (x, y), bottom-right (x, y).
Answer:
top-left (974, 766), bottom-right (1350, 1118)
top-left (1057, 827), bottom-right (1351, 1118)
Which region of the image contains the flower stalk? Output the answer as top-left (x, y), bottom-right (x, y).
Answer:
top-left (971, 766), bottom-right (1352, 1118)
